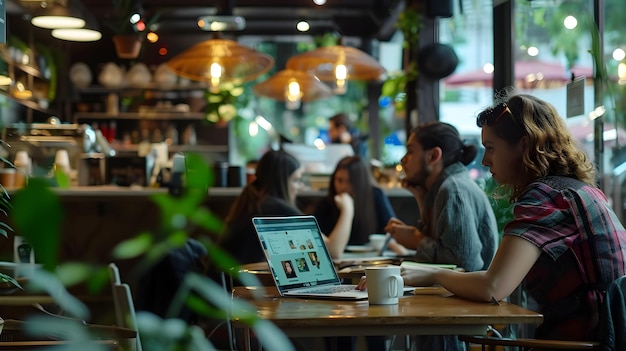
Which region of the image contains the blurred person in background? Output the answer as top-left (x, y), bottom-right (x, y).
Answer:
top-left (315, 155), bottom-right (405, 251)
top-left (313, 156), bottom-right (399, 351)
top-left (328, 112), bottom-right (368, 157)
top-left (219, 149), bottom-right (354, 264)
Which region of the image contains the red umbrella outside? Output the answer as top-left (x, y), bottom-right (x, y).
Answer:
top-left (445, 60), bottom-right (594, 89)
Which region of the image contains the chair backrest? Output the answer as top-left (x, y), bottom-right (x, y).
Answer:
top-left (108, 263), bottom-right (121, 285)
top-left (599, 274), bottom-right (626, 351)
top-left (460, 274), bottom-right (626, 351)
top-left (108, 263), bottom-right (142, 351)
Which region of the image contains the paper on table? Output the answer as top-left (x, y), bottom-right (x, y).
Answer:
top-left (400, 261), bottom-right (458, 270)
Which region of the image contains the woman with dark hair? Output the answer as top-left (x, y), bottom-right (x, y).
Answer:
top-left (314, 155), bottom-right (398, 351)
top-left (314, 156), bottom-right (395, 246)
top-left (220, 149), bottom-right (354, 264)
top-left (364, 93), bottom-right (626, 344)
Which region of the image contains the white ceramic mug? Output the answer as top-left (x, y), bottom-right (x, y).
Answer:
top-left (369, 234), bottom-right (388, 252)
top-left (365, 266), bottom-right (404, 305)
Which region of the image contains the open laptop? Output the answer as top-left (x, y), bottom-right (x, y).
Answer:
top-left (252, 215), bottom-right (370, 300)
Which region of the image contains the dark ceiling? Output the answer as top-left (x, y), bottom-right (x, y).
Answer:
top-left (6, 0), bottom-right (411, 71)
top-left (86, 0), bottom-right (405, 39)
top-left (9, 0), bottom-right (405, 66)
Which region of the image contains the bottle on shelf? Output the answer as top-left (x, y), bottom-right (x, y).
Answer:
top-left (13, 150), bottom-right (32, 188)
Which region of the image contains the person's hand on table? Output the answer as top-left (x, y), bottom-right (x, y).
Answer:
top-left (401, 265), bottom-right (438, 287)
top-left (387, 238), bottom-right (410, 256)
top-left (356, 265), bottom-right (440, 290)
top-left (385, 217), bottom-right (422, 248)
top-left (356, 275), bottom-right (367, 291)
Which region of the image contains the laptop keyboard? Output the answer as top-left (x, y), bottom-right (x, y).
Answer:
top-left (305, 285), bottom-right (357, 294)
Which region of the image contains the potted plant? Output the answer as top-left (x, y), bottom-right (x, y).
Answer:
top-left (104, 0), bottom-right (160, 59)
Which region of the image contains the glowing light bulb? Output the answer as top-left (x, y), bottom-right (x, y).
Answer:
top-left (210, 62), bottom-right (223, 93)
top-left (334, 64), bottom-right (347, 94)
top-left (285, 80), bottom-right (303, 110)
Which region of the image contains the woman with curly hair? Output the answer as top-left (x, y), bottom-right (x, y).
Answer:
top-left (359, 92), bottom-right (626, 342)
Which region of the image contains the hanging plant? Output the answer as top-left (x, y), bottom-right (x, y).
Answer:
top-left (380, 7), bottom-right (421, 112)
top-left (104, 0), bottom-right (163, 59)
top-left (396, 7), bottom-right (422, 50)
top-left (204, 82), bottom-right (248, 125)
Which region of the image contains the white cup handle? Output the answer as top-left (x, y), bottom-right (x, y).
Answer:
top-left (387, 275), bottom-right (403, 298)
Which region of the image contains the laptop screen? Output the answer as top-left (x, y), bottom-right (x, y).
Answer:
top-left (252, 216), bottom-right (341, 293)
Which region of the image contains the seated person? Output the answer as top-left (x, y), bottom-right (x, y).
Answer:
top-left (314, 156), bottom-right (399, 248)
top-left (328, 112), bottom-right (368, 157)
top-left (219, 149), bottom-right (355, 265)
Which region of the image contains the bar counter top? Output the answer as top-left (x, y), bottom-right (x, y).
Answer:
top-left (38, 185), bottom-right (417, 225)
top-left (37, 185), bottom-right (413, 198)
top-left (0, 184), bottom-right (418, 298)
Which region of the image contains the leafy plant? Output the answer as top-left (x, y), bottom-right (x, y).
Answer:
top-left (476, 176), bottom-right (514, 241)
top-left (0, 145), bottom-right (17, 288)
top-left (380, 7), bottom-right (421, 112)
top-left (204, 82), bottom-right (247, 125)
top-left (6, 154), bottom-right (295, 350)
top-left (104, 0), bottom-right (161, 36)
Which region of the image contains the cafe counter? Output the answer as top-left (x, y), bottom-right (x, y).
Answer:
top-left (0, 185), bottom-right (418, 292)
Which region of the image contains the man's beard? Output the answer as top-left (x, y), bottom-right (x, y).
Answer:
top-left (405, 157), bottom-right (430, 187)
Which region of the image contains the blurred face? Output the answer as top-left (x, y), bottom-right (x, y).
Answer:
top-left (329, 122), bottom-right (349, 143)
top-left (333, 169), bottom-right (352, 195)
top-left (401, 133), bottom-right (430, 187)
top-left (288, 167), bottom-right (305, 202)
top-left (481, 125), bottom-right (526, 186)
top-left (328, 122), bottom-right (340, 142)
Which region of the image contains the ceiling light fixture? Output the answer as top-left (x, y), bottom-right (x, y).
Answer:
top-left (286, 45), bottom-right (385, 95)
top-left (51, 27), bottom-right (102, 42)
top-left (31, 9), bottom-right (84, 29)
top-left (50, 5), bottom-right (102, 42)
top-left (253, 69), bottom-right (333, 108)
top-left (30, 0), bottom-right (86, 29)
top-left (197, 16), bottom-right (246, 31)
top-left (166, 38), bottom-right (274, 86)
top-left (296, 21), bottom-right (310, 32)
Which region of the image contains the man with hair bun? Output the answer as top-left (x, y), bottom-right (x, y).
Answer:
top-left (376, 121), bottom-right (499, 351)
top-left (387, 121), bottom-right (499, 273)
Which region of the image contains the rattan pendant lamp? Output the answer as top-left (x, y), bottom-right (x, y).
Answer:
top-left (253, 69), bottom-right (333, 110)
top-left (166, 36), bottom-right (274, 91)
top-left (286, 44), bottom-right (386, 94)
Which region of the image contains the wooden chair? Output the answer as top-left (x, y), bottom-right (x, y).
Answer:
top-left (108, 263), bottom-right (142, 351)
top-left (459, 275), bottom-right (626, 351)
top-left (0, 339), bottom-right (120, 350)
top-left (0, 319), bottom-right (135, 350)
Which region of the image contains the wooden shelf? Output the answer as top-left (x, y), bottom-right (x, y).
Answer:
top-left (112, 144), bottom-right (228, 153)
top-left (74, 112), bottom-right (207, 120)
top-left (76, 83), bottom-right (209, 94)
top-left (0, 89), bottom-right (51, 114)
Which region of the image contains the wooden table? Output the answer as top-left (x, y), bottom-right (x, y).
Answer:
top-left (231, 286), bottom-right (543, 351)
top-left (237, 256), bottom-right (404, 286)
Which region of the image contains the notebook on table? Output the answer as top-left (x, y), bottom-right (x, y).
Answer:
top-left (252, 215), bottom-right (370, 300)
